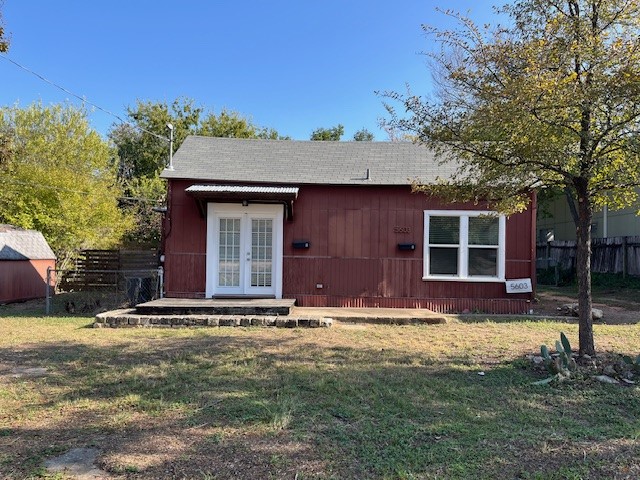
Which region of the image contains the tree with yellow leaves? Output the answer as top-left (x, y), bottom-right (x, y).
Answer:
top-left (384, 0), bottom-right (640, 356)
top-left (0, 103), bottom-right (132, 268)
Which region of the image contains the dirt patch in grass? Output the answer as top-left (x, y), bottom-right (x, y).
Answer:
top-left (44, 447), bottom-right (107, 479)
top-left (97, 427), bottom-right (327, 479)
top-left (534, 287), bottom-right (640, 324)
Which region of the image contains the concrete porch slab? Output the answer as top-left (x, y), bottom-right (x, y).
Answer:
top-left (94, 305), bottom-right (447, 329)
top-left (293, 307), bottom-right (447, 325)
top-left (135, 298), bottom-right (296, 316)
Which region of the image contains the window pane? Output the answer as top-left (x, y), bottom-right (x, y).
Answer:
top-left (251, 218), bottom-right (273, 287)
top-left (469, 217), bottom-right (499, 245)
top-left (429, 247), bottom-right (458, 275)
top-left (429, 216), bottom-right (459, 244)
top-left (469, 248), bottom-right (497, 276)
top-left (218, 218), bottom-right (240, 287)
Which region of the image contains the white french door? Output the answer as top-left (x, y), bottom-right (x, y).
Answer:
top-left (206, 203), bottom-right (283, 298)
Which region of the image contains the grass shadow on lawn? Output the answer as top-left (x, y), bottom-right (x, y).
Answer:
top-left (1, 331), bottom-right (639, 479)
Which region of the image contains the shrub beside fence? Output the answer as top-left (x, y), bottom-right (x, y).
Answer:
top-left (536, 235), bottom-right (640, 285)
top-left (45, 267), bottom-right (163, 315)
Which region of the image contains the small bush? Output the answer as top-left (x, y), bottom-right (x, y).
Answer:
top-left (591, 273), bottom-right (640, 290)
top-left (536, 266), bottom-right (575, 286)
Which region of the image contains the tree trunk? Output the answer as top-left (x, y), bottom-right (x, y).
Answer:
top-left (575, 185), bottom-right (596, 356)
top-left (564, 187), bottom-right (579, 227)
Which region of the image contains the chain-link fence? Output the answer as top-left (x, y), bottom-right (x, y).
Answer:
top-left (45, 267), bottom-right (163, 315)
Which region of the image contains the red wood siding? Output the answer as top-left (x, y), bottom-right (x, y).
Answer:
top-left (294, 295), bottom-right (530, 314)
top-left (0, 259), bottom-right (55, 303)
top-left (163, 181), bottom-right (207, 297)
top-left (163, 181), bottom-right (536, 313)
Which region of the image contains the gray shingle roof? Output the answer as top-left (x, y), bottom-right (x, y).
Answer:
top-left (161, 136), bottom-right (458, 185)
top-left (0, 226), bottom-right (56, 260)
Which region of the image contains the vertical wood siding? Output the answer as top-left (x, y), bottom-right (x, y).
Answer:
top-left (163, 180), bottom-right (207, 297)
top-left (0, 259), bottom-right (54, 303)
top-left (163, 181), bottom-right (535, 313)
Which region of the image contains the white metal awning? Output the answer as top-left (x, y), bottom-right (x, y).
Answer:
top-left (185, 184), bottom-right (299, 219)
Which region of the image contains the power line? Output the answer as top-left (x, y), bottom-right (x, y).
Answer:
top-left (0, 54), bottom-right (170, 143)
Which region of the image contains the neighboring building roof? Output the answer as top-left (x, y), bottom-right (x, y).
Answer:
top-left (161, 136), bottom-right (459, 186)
top-left (0, 225), bottom-right (56, 261)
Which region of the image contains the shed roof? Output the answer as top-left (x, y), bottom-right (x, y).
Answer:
top-left (161, 136), bottom-right (458, 186)
top-left (0, 225), bottom-right (56, 261)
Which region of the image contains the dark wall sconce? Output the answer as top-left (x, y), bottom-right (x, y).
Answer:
top-left (397, 243), bottom-right (416, 251)
top-left (292, 241), bottom-right (311, 249)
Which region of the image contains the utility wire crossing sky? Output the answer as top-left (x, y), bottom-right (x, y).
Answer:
top-left (1, 1), bottom-right (495, 140)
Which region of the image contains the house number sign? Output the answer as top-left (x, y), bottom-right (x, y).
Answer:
top-left (393, 226), bottom-right (411, 233)
top-left (505, 278), bottom-right (533, 294)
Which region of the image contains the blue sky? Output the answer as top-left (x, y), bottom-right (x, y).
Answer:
top-left (1, 1), bottom-right (497, 140)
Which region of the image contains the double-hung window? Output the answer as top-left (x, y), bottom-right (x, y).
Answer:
top-left (423, 210), bottom-right (506, 281)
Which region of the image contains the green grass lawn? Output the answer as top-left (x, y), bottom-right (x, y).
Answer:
top-left (0, 314), bottom-right (638, 479)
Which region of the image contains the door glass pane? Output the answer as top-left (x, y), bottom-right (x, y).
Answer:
top-left (469, 217), bottom-right (499, 245)
top-left (251, 219), bottom-right (273, 287)
top-left (429, 247), bottom-right (459, 275)
top-left (429, 216), bottom-right (459, 244)
top-left (469, 248), bottom-right (498, 276)
top-left (218, 218), bottom-right (241, 287)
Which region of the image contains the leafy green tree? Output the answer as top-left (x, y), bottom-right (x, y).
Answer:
top-left (0, 1), bottom-right (9, 52)
top-left (383, 0), bottom-right (640, 356)
top-left (0, 124), bottom-right (13, 164)
top-left (199, 109), bottom-right (285, 140)
top-left (109, 98), bottom-right (288, 247)
top-left (0, 103), bottom-right (132, 267)
top-left (110, 98), bottom-right (202, 181)
top-left (310, 124), bottom-right (344, 141)
top-left (120, 175), bottom-right (166, 247)
top-left (353, 128), bottom-right (374, 141)
top-left (109, 99), bottom-right (197, 247)
top-left (110, 98), bottom-right (289, 181)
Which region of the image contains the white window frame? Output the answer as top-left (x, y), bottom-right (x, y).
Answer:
top-left (423, 210), bottom-right (506, 282)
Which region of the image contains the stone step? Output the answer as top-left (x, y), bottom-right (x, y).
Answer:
top-left (134, 298), bottom-right (296, 316)
top-left (94, 309), bottom-right (331, 329)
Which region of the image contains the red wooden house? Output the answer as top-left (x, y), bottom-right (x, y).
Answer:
top-left (160, 136), bottom-right (536, 313)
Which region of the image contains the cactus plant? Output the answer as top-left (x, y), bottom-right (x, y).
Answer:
top-left (560, 332), bottom-right (572, 357)
top-left (534, 332), bottom-right (577, 384)
top-left (622, 354), bottom-right (640, 373)
top-left (554, 334), bottom-right (577, 372)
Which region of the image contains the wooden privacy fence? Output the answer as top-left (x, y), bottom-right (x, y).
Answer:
top-left (537, 236), bottom-right (640, 277)
top-left (61, 249), bottom-right (159, 290)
